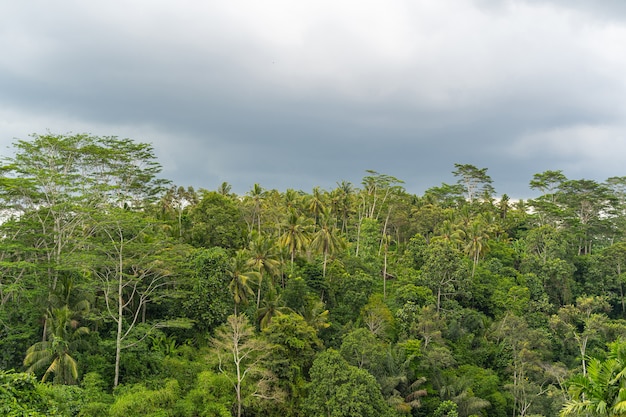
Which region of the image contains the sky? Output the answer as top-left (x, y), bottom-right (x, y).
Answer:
top-left (2, 0), bottom-right (626, 199)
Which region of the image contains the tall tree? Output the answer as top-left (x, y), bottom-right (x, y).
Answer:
top-left (463, 216), bottom-right (490, 278)
top-left (247, 234), bottom-right (281, 308)
top-left (213, 314), bottom-right (283, 417)
top-left (310, 214), bottom-right (345, 278)
top-left (228, 250), bottom-right (258, 315)
top-left (92, 208), bottom-right (189, 387)
top-left (452, 163), bottom-right (494, 204)
top-left (247, 183), bottom-right (266, 235)
top-left (279, 209), bottom-right (311, 275)
top-left (420, 241), bottom-right (468, 313)
top-left (306, 349), bottom-right (396, 417)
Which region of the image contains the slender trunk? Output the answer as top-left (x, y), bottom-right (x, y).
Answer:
top-left (437, 287), bottom-right (441, 314)
top-left (378, 208), bottom-right (391, 256)
top-left (383, 246), bottom-right (388, 300)
top-left (114, 238), bottom-right (124, 388)
top-left (355, 217), bottom-right (362, 257)
top-left (178, 208), bottom-right (183, 239)
top-left (236, 364), bottom-right (242, 417)
top-left (42, 317), bottom-right (48, 343)
top-left (580, 336), bottom-right (588, 376)
top-left (256, 271), bottom-right (263, 309)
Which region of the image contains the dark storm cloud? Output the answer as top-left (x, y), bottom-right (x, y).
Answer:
top-left (2, 0), bottom-right (626, 198)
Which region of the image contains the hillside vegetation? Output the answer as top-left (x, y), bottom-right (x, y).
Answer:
top-left (2, 133), bottom-right (626, 417)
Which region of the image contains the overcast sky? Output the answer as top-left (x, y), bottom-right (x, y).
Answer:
top-left (2, 0), bottom-right (626, 198)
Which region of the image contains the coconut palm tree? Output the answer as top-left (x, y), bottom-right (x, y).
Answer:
top-left (247, 234), bottom-right (281, 308)
top-left (310, 212), bottom-right (345, 278)
top-left (308, 186), bottom-right (327, 231)
top-left (228, 250), bottom-right (258, 315)
top-left (24, 305), bottom-right (89, 384)
top-left (247, 183), bottom-right (265, 235)
top-left (256, 285), bottom-right (292, 329)
top-left (279, 209), bottom-right (312, 274)
top-left (432, 220), bottom-right (465, 249)
top-left (463, 217), bottom-right (490, 278)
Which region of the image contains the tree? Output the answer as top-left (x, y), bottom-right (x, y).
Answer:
top-left (1, 134), bottom-right (167, 336)
top-left (308, 186), bottom-right (327, 230)
top-left (262, 313), bottom-right (322, 415)
top-left (561, 339), bottom-right (626, 417)
top-left (247, 234), bottom-right (281, 308)
top-left (306, 349), bottom-right (396, 417)
top-left (420, 241), bottom-right (468, 313)
top-left (529, 170), bottom-right (567, 226)
top-left (188, 190), bottom-right (246, 249)
top-left (332, 180), bottom-right (355, 234)
top-left (157, 185), bottom-right (197, 239)
top-left (256, 285), bottom-right (292, 329)
top-left (452, 163), bottom-right (494, 204)
top-left (598, 242), bottom-right (626, 314)
top-left (181, 247), bottom-right (232, 335)
top-left (92, 208), bottom-right (190, 387)
top-left (228, 250), bottom-right (258, 315)
top-left (340, 328), bottom-right (388, 378)
top-left (247, 183), bottom-right (265, 235)
top-left (279, 209), bottom-right (311, 275)
top-left (0, 370), bottom-right (64, 416)
top-left (310, 213), bottom-right (345, 278)
top-left (550, 296), bottom-right (610, 376)
top-left (463, 216), bottom-right (490, 278)
top-left (558, 179), bottom-right (618, 255)
top-left (24, 305), bottom-right (89, 384)
top-left (491, 314), bottom-right (550, 417)
top-left (213, 314), bottom-right (283, 417)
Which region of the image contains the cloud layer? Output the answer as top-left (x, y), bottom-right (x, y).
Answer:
top-left (2, 0), bottom-right (626, 198)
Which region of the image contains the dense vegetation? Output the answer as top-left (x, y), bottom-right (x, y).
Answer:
top-left (2, 133), bottom-right (626, 416)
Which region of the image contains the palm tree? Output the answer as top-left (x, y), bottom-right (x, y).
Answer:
top-left (298, 296), bottom-right (331, 331)
top-left (561, 339), bottom-right (626, 417)
top-left (463, 217), bottom-right (490, 278)
top-left (333, 180), bottom-right (355, 233)
top-left (440, 375), bottom-right (490, 417)
top-left (308, 187), bottom-right (327, 230)
top-left (24, 305), bottom-right (89, 384)
top-left (310, 213), bottom-right (345, 278)
top-left (256, 285), bottom-right (292, 329)
top-left (247, 183), bottom-right (265, 235)
top-left (247, 234), bottom-right (281, 308)
top-left (279, 209), bottom-right (312, 274)
top-left (433, 220), bottom-right (465, 249)
top-left (228, 250), bottom-right (258, 315)
top-left (283, 188), bottom-right (303, 211)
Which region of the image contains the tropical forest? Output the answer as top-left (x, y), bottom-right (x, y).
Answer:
top-left (3, 133), bottom-right (626, 417)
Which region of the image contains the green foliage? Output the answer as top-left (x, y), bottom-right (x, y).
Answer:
top-left (262, 313), bottom-right (322, 416)
top-left (340, 328), bottom-right (388, 377)
top-left (433, 400), bottom-right (459, 417)
top-left (109, 379), bottom-right (180, 417)
top-left (9, 134), bottom-right (626, 416)
top-left (189, 191), bottom-right (247, 249)
top-left (177, 370), bottom-right (233, 417)
top-left (330, 269), bottom-right (376, 325)
top-left (181, 247), bottom-right (232, 336)
top-left (0, 370), bottom-right (63, 416)
top-left (306, 349), bottom-right (397, 417)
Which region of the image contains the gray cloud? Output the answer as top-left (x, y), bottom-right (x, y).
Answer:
top-left (2, 0), bottom-right (626, 198)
